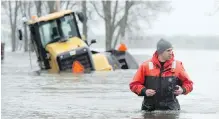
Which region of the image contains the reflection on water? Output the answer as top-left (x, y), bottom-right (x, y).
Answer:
top-left (142, 111), bottom-right (180, 119)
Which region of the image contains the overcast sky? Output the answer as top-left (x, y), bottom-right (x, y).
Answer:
top-left (146, 0), bottom-right (219, 36)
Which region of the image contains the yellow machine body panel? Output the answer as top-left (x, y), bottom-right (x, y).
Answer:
top-left (45, 37), bottom-right (87, 73)
top-left (28, 10), bottom-right (73, 25)
top-left (40, 36), bottom-right (114, 73)
top-left (92, 54), bottom-right (113, 71)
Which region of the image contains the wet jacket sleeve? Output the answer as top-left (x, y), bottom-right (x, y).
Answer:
top-left (129, 64), bottom-right (147, 96)
top-left (178, 62), bottom-right (193, 95)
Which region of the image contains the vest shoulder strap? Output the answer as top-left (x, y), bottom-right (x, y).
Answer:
top-left (172, 60), bottom-right (176, 69)
top-left (148, 61), bottom-right (153, 70)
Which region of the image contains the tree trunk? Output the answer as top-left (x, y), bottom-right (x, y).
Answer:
top-left (11, 28), bottom-right (16, 52)
top-left (82, 1), bottom-right (88, 40)
top-left (24, 23), bottom-right (28, 52)
top-left (23, 2), bottom-right (28, 52)
top-left (28, 2), bottom-right (32, 19)
top-left (29, 2), bottom-right (34, 52)
top-left (9, 1), bottom-right (19, 52)
top-left (91, 1), bottom-right (114, 50)
top-left (35, 1), bottom-right (42, 16)
top-left (47, 1), bottom-right (56, 13)
top-left (103, 1), bottom-right (113, 51)
top-left (105, 22), bottom-right (113, 51)
top-left (9, 1), bottom-right (14, 51)
top-left (65, 1), bottom-right (71, 9)
top-left (56, 0), bottom-right (60, 11)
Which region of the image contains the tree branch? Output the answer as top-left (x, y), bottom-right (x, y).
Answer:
top-left (117, 6), bottom-right (125, 15)
top-left (145, 1), bottom-right (170, 12)
top-left (9, 1), bottom-right (12, 26)
top-left (2, 1), bottom-right (10, 18)
top-left (113, 27), bottom-right (122, 48)
top-left (42, 1), bottom-right (49, 14)
top-left (113, 1), bottom-right (133, 32)
top-left (102, 1), bottom-right (112, 21)
top-left (14, 1), bottom-right (20, 23)
top-left (68, 1), bottom-right (78, 9)
top-left (112, 1), bottom-right (118, 26)
top-left (65, 1), bottom-right (70, 9)
top-left (90, 1), bottom-right (105, 20)
top-left (114, 17), bottom-right (123, 31)
top-left (60, 1), bottom-right (66, 9)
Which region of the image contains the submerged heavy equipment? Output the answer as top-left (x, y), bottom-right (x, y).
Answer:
top-left (19, 10), bottom-right (138, 73)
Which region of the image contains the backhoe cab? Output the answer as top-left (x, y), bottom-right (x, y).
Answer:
top-left (19, 10), bottom-right (138, 73)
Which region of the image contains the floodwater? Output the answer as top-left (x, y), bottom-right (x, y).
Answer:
top-left (1, 49), bottom-right (219, 119)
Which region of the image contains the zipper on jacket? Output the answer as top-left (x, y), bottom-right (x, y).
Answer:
top-left (156, 67), bottom-right (171, 107)
top-left (155, 66), bottom-right (163, 108)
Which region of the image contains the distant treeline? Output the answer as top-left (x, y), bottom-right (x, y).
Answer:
top-left (124, 35), bottom-right (219, 49)
top-left (90, 35), bottom-right (219, 49)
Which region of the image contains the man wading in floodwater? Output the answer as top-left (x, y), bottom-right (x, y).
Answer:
top-left (129, 39), bottom-right (193, 111)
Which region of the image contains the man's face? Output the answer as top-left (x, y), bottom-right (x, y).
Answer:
top-left (161, 48), bottom-right (173, 61)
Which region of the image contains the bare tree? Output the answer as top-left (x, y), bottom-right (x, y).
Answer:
top-left (114, 1), bottom-right (171, 48)
top-left (91, 1), bottom-right (171, 50)
top-left (90, 1), bottom-right (136, 50)
top-left (2, 1), bottom-right (21, 52)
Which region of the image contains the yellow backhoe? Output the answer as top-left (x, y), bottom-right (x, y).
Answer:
top-left (19, 10), bottom-right (139, 73)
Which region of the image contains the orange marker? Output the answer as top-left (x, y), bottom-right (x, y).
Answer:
top-left (72, 61), bottom-right (84, 73)
top-left (118, 43), bottom-right (127, 52)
